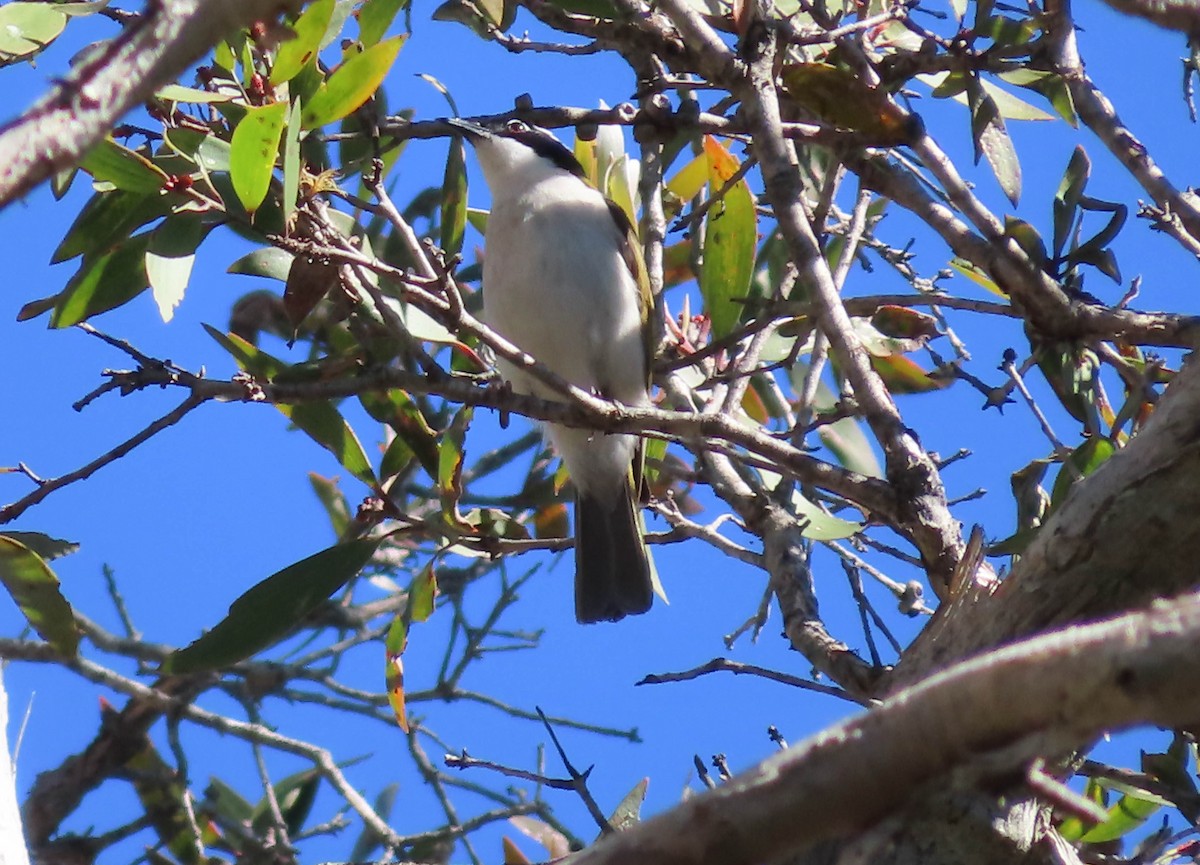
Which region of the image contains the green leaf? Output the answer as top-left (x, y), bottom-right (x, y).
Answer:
top-left (205, 327), bottom-right (377, 484)
top-left (440, 135), bottom-right (467, 258)
top-left (1077, 789), bottom-right (1160, 844)
top-left (228, 246), bottom-right (294, 282)
top-left (699, 137), bottom-right (756, 339)
top-left (230, 102), bottom-right (288, 216)
top-left (1050, 437), bottom-right (1115, 508)
top-left (282, 99), bottom-right (303, 229)
top-left (300, 35), bottom-right (404, 129)
top-left (0, 3), bottom-right (67, 65)
top-left (0, 535), bottom-right (79, 656)
top-left (155, 83), bottom-right (234, 104)
top-left (164, 128), bottom-right (232, 173)
top-left (80, 137), bottom-right (170, 194)
top-left (309, 473), bottom-right (353, 537)
top-left (792, 492), bottom-right (862, 541)
top-left (164, 538), bottom-right (381, 672)
top-left (968, 76), bottom-right (1021, 205)
top-left (358, 0), bottom-right (408, 46)
top-left (146, 216), bottom-right (206, 323)
top-left (270, 0), bottom-right (334, 85)
top-left (1003, 216), bottom-right (1047, 267)
top-left (51, 188), bottom-right (165, 264)
top-left (360, 389), bottom-right (440, 479)
top-left (252, 769), bottom-right (320, 836)
top-left (1053, 145), bottom-right (1089, 258)
top-left (349, 784), bottom-right (398, 861)
top-left (51, 233), bottom-right (152, 327)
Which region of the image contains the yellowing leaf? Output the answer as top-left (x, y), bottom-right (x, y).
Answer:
top-left (699, 137), bottom-right (756, 339)
top-left (270, 0), bottom-right (334, 85)
top-left (301, 36), bottom-right (404, 129)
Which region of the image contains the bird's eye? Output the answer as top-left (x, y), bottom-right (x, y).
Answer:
top-left (505, 119), bottom-right (528, 134)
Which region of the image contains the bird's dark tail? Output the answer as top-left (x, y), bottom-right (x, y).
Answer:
top-left (574, 482), bottom-right (654, 624)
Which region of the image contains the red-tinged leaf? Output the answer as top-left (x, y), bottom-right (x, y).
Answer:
top-left (385, 618), bottom-right (408, 731)
top-left (871, 305), bottom-right (940, 340)
top-left (282, 252), bottom-right (339, 335)
top-left (205, 326), bottom-right (377, 483)
top-left (699, 136), bottom-right (756, 340)
top-left (358, 0), bottom-right (407, 46)
top-left (533, 503), bottom-right (569, 540)
top-left (230, 102), bottom-right (288, 215)
top-left (869, 353), bottom-right (946, 394)
top-left (270, 0), bottom-right (334, 85)
top-left (509, 815), bottom-right (570, 859)
top-left (438, 406), bottom-right (473, 520)
top-left (0, 535), bottom-right (79, 656)
top-left (503, 836), bottom-right (534, 864)
top-left (51, 233), bottom-right (152, 327)
top-left (80, 137), bottom-right (170, 194)
top-left (384, 563), bottom-right (437, 732)
top-left (164, 538), bottom-right (382, 673)
top-left (300, 35), bottom-right (404, 129)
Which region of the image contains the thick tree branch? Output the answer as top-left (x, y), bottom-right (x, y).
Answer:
top-left (571, 591), bottom-right (1200, 865)
top-left (0, 0), bottom-right (299, 208)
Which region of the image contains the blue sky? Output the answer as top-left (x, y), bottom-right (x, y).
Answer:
top-left (0, 1), bottom-right (1196, 859)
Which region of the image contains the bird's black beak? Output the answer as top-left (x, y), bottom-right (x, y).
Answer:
top-left (445, 117), bottom-right (489, 141)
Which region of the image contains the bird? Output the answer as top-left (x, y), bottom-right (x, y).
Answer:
top-left (448, 117), bottom-right (657, 624)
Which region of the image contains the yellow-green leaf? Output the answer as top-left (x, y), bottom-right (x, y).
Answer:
top-left (270, 0), bottom-right (335, 85)
top-left (300, 35), bottom-right (404, 129)
top-left (358, 0), bottom-right (408, 46)
top-left (0, 535), bottom-right (78, 655)
top-left (0, 3), bottom-right (67, 65)
top-left (80, 137), bottom-right (169, 194)
top-left (230, 101), bottom-right (288, 215)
